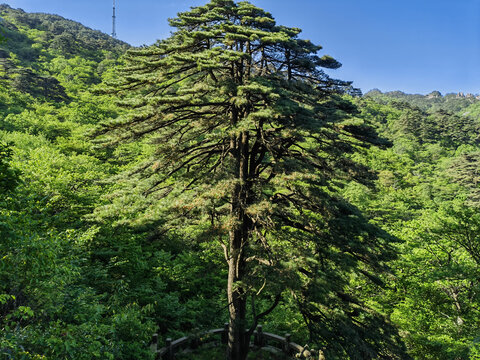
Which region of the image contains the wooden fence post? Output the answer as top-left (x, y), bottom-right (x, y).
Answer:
top-left (165, 338), bottom-right (173, 360)
top-left (150, 333), bottom-right (158, 353)
top-left (254, 325), bottom-right (265, 347)
top-left (190, 335), bottom-right (200, 350)
top-left (283, 333), bottom-right (291, 354)
top-left (221, 322), bottom-right (229, 344)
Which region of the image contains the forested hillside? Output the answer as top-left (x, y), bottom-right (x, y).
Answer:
top-left (1, 1), bottom-right (480, 360)
top-left (0, 5), bottom-right (163, 360)
top-left (365, 89), bottom-right (480, 114)
top-left (345, 97), bottom-right (480, 359)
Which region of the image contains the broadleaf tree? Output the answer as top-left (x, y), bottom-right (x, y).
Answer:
top-left (97, 1), bottom-right (405, 358)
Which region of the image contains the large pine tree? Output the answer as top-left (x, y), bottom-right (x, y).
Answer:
top-left (97, 1), bottom-right (405, 358)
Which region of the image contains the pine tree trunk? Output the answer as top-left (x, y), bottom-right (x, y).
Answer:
top-left (226, 242), bottom-right (248, 360)
top-left (227, 131), bottom-right (250, 360)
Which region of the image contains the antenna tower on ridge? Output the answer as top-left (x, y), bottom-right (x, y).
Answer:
top-left (112, 0), bottom-right (117, 38)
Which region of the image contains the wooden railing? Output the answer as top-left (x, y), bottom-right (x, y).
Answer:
top-left (150, 324), bottom-right (324, 359)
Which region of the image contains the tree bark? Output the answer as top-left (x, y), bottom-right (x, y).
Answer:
top-left (226, 241), bottom-right (248, 360)
top-left (227, 131), bottom-right (251, 360)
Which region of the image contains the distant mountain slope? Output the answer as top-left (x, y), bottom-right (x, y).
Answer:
top-left (0, 4), bottom-right (129, 62)
top-left (0, 4), bottom-right (129, 103)
top-left (364, 89), bottom-right (480, 114)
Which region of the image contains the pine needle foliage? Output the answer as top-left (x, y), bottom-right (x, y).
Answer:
top-left (0, 142), bottom-right (20, 194)
top-left (97, 1), bottom-right (405, 358)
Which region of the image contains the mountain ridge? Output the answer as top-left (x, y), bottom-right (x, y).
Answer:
top-left (364, 88), bottom-right (480, 114)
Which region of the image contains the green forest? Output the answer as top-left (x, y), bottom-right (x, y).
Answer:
top-left (1, 1), bottom-right (480, 359)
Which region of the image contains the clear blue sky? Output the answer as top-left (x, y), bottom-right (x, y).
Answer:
top-left (3, 0), bottom-right (480, 95)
